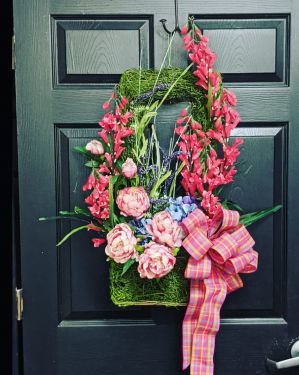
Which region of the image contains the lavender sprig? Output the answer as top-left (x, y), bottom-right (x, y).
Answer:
top-left (134, 83), bottom-right (172, 105)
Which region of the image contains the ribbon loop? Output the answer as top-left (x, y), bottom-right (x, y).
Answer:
top-left (209, 232), bottom-right (239, 264)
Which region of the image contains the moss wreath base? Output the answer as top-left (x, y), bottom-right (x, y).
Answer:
top-left (108, 67), bottom-right (207, 307)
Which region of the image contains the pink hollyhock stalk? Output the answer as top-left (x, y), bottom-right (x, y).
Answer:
top-left (175, 23), bottom-right (243, 217)
top-left (137, 242), bottom-right (176, 279)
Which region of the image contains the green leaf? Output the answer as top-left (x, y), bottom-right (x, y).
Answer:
top-left (59, 210), bottom-right (75, 216)
top-left (134, 244), bottom-right (144, 253)
top-left (207, 80), bottom-right (213, 117)
top-left (85, 160), bottom-right (99, 168)
top-left (240, 205), bottom-right (282, 227)
top-left (109, 175), bottom-right (119, 227)
top-left (121, 258), bottom-right (135, 276)
top-left (150, 170), bottom-right (172, 198)
top-left (222, 200), bottom-right (243, 213)
top-left (169, 161), bottom-right (185, 197)
top-left (74, 206), bottom-right (91, 217)
top-left (74, 146), bottom-right (90, 156)
top-left (115, 160), bottom-right (123, 172)
top-left (172, 247), bottom-right (180, 256)
top-left (56, 225), bottom-right (88, 247)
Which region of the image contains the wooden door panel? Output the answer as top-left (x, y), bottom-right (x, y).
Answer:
top-left (14, 0), bottom-right (299, 374)
top-left (52, 16), bottom-right (154, 86)
top-left (195, 15), bottom-right (289, 84)
top-left (56, 121), bottom-right (286, 317)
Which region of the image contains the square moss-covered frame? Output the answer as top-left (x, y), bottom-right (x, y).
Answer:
top-left (109, 67), bottom-right (207, 307)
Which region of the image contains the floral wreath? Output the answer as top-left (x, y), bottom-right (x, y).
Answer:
top-left (41, 21), bottom-right (281, 375)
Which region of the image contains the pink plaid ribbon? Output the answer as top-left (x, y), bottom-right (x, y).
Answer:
top-left (181, 207), bottom-right (258, 374)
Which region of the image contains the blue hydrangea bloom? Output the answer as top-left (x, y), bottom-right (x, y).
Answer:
top-left (128, 218), bottom-right (152, 235)
top-left (166, 196), bottom-right (198, 222)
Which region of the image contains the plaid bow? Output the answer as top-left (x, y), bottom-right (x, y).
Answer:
top-left (181, 207), bottom-right (258, 375)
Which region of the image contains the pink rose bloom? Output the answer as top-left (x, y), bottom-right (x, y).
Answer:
top-left (146, 210), bottom-right (185, 248)
top-left (116, 187), bottom-right (150, 219)
top-left (137, 242), bottom-right (176, 279)
top-left (105, 223), bottom-right (138, 263)
top-left (86, 140), bottom-right (104, 155)
top-left (122, 158), bottom-right (137, 179)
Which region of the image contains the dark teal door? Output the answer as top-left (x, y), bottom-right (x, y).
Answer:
top-left (14, 0), bottom-right (299, 374)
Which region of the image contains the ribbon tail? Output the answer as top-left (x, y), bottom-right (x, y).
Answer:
top-left (182, 279), bottom-right (205, 370)
top-left (190, 270), bottom-right (227, 375)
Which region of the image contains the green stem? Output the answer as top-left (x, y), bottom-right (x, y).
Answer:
top-left (148, 32), bottom-right (176, 106)
top-left (39, 216), bottom-right (90, 224)
top-left (56, 225), bottom-right (88, 247)
top-left (157, 62), bottom-right (194, 110)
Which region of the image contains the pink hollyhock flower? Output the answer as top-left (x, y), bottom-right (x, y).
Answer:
top-left (105, 223), bottom-right (138, 264)
top-left (122, 158), bottom-right (137, 179)
top-left (146, 211), bottom-right (185, 248)
top-left (121, 97), bottom-right (128, 106)
top-left (99, 113), bottom-right (117, 132)
top-left (201, 190), bottom-right (220, 216)
top-left (92, 238), bottom-right (106, 247)
top-left (180, 108), bottom-right (188, 117)
top-left (223, 89), bottom-right (237, 106)
top-left (85, 175), bottom-right (110, 220)
top-left (116, 187), bottom-right (150, 219)
top-left (86, 139), bottom-right (104, 155)
top-left (102, 101), bottom-right (110, 110)
top-left (83, 173), bottom-right (96, 191)
top-left (181, 25), bottom-right (189, 35)
top-left (87, 223), bottom-right (102, 232)
top-left (137, 242), bottom-right (176, 279)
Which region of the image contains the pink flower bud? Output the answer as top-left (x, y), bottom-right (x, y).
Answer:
top-left (121, 97), bottom-right (129, 106)
top-left (180, 108), bottom-right (188, 117)
top-left (86, 140), bottom-right (104, 155)
top-left (121, 158), bottom-right (137, 179)
top-left (181, 25), bottom-right (189, 35)
top-left (102, 101), bottom-right (110, 110)
top-left (92, 238), bottom-right (106, 247)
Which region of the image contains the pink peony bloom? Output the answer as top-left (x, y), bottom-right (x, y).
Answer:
top-left (137, 242), bottom-right (176, 279)
top-left (146, 210), bottom-right (185, 248)
top-left (116, 187), bottom-right (150, 219)
top-left (122, 158), bottom-right (137, 179)
top-left (105, 223), bottom-right (138, 263)
top-left (86, 140), bottom-right (104, 155)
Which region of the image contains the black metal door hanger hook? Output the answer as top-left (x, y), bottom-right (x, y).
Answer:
top-left (160, 0), bottom-right (183, 35)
